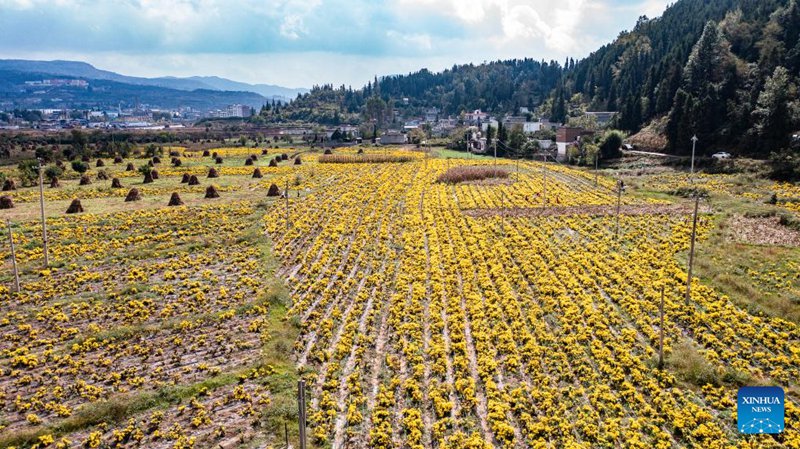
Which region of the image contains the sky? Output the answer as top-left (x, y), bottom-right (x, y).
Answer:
top-left (0, 0), bottom-right (674, 89)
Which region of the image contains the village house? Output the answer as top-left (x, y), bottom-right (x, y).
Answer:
top-left (556, 127), bottom-right (595, 161)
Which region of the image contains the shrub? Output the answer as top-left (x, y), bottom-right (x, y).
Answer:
top-left (71, 160), bottom-right (89, 174)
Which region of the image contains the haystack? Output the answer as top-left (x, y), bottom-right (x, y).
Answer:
top-left (50, 177), bottom-right (61, 188)
top-left (252, 168), bottom-right (263, 178)
top-left (96, 159), bottom-right (105, 167)
top-left (126, 163), bottom-right (135, 171)
top-left (188, 175), bottom-right (200, 185)
top-left (267, 183), bottom-right (281, 197)
top-left (152, 156), bottom-right (161, 164)
top-left (269, 159), bottom-right (278, 167)
top-left (215, 156), bottom-right (223, 164)
top-left (181, 173), bottom-right (191, 183)
top-left (205, 185), bottom-right (220, 199)
top-left (114, 156), bottom-right (123, 163)
top-left (111, 178), bottom-right (123, 188)
top-left (245, 157), bottom-right (254, 166)
top-left (324, 149), bottom-right (333, 155)
top-left (125, 188), bottom-right (142, 202)
top-left (150, 169), bottom-right (159, 180)
top-left (66, 199), bottom-right (84, 214)
top-left (79, 175), bottom-right (92, 185)
top-left (167, 192), bottom-right (184, 206)
top-left (0, 196), bottom-right (13, 209)
top-left (143, 172), bottom-right (154, 184)
top-left (97, 171), bottom-right (109, 180)
top-left (207, 167), bottom-right (219, 178)
top-left (203, 150), bottom-right (210, 157)
top-left (2, 179), bottom-right (17, 191)
top-left (294, 156), bottom-right (302, 165)
top-left (281, 153), bottom-right (288, 160)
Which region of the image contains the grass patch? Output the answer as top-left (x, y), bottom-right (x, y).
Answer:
top-left (667, 339), bottom-right (721, 387)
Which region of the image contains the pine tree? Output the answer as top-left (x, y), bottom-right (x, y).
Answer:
top-left (753, 66), bottom-right (798, 153)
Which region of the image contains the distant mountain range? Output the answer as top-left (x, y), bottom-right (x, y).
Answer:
top-left (0, 59), bottom-right (308, 111)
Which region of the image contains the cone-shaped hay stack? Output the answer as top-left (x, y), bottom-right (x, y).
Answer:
top-left (152, 156), bottom-right (161, 164)
top-left (215, 156), bottom-right (223, 164)
top-left (0, 195), bottom-right (13, 209)
top-left (188, 175), bottom-right (200, 185)
top-left (294, 156), bottom-right (302, 165)
top-left (268, 159), bottom-right (278, 167)
top-left (125, 188), bottom-right (142, 202)
top-left (2, 179), bottom-right (16, 191)
top-left (261, 149), bottom-right (268, 155)
top-left (207, 167), bottom-right (219, 178)
top-left (143, 172), bottom-right (154, 184)
top-left (50, 177), bottom-right (61, 188)
top-left (205, 185), bottom-right (220, 199)
top-left (203, 149), bottom-right (210, 157)
top-left (172, 158), bottom-right (182, 167)
top-left (66, 199), bottom-right (84, 214)
top-left (150, 169), bottom-right (159, 180)
top-left (126, 163), bottom-right (135, 171)
top-left (79, 175), bottom-right (92, 185)
top-left (324, 149), bottom-right (333, 155)
top-left (245, 157), bottom-right (254, 166)
top-left (357, 148), bottom-right (364, 154)
top-left (96, 159), bottom-right (105, 167)
top-left (168, 192), bottom-right (184, 206)
top-left (267, 183), bottom-right (281, 197)
top-left (97, 171), bottom-right (109, 180)
top-left (281, 153), bottom-right (288, 161)
top-left (250, 154), bottom-right (258, 161)
top-left (114, 156), bottom-right (123, 164)
top-left (111, 178), bottom-right (123, 188)
top-left (252, 168), bottom-right (263, 178)
top-left (181, 173), bottom-right (190, 183)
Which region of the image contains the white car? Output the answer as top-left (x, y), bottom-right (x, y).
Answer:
top-left (711, 152), bottom-right (732, 160)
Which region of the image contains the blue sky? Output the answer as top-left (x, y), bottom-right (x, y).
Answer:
top-left (0, 0), bottom-right (673, 88)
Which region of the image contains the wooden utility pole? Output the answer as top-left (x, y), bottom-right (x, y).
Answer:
top-left (594, 154), bottom-right (599, 187)
top-left (298, 379), bottom-right (307, 449)
top-left (542, 154), bottom-right (547, 207)
top-left (658, 284), bottom-right (665, 369)
top-left (7, 220), bottom-right (20, 293)
top-left (615, 179), bottom-right (623, 239)
top-left (685, 195), bottom-right (700, 303)
top-left (285, 179), bottom-right (290, 230)
top-left (501, 190), bottom-right (505, 236)
top-left (37, 159), bottom-right (48, 267)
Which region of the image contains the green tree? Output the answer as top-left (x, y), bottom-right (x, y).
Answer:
top-left (44, 165), bottom-right (63, 182)
top-left (753, 66), bottom-right (799, 153)
top-left (70, 160), bottom-right (88, 174)
top-left (17, 160), bottom-right (40, 187)
top-left (599, 130), bottom-right (625, 159)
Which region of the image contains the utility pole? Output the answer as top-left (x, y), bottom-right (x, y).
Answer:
top-left (685, 195), bottom-right (700, 303)
top-left (658, 284), bottom-right (665, 369)
top-left (542, 154), bottom-right (547, 207)
top-left (594, 154), bottom-right (599, 187)
top-left (501, 190), bottom-right (505, 237)
top-left (493, 140), bottom-right (497, 168)
top-left (298, 379), bottom-right (307, 449)
top-left (36, 158), bottom-right (49, 267)
top-left (285, 179), bottom-right (290, 230)
top-left (615, 179), bottom-right (623, 239)
top-left (7, 220), bottom-right (20, 293)
top-left (690, 135), bottom-right (698, 183)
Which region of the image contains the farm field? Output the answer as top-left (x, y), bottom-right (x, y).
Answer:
top-left (1, 147), bottom-right (799, 448)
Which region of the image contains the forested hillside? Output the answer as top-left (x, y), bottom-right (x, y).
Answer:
top-left (255, 59), bottom-right (564, 126)
top-left (259, 0), bottom-right (800, 163)
top-left (563, 0), bottom-right (800, 157)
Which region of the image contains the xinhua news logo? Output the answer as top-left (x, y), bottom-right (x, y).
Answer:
top-left (738, 386), bottom-right (784, 434)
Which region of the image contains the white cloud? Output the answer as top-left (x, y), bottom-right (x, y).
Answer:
top-left (0, 0), bottom-right (676, 86)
